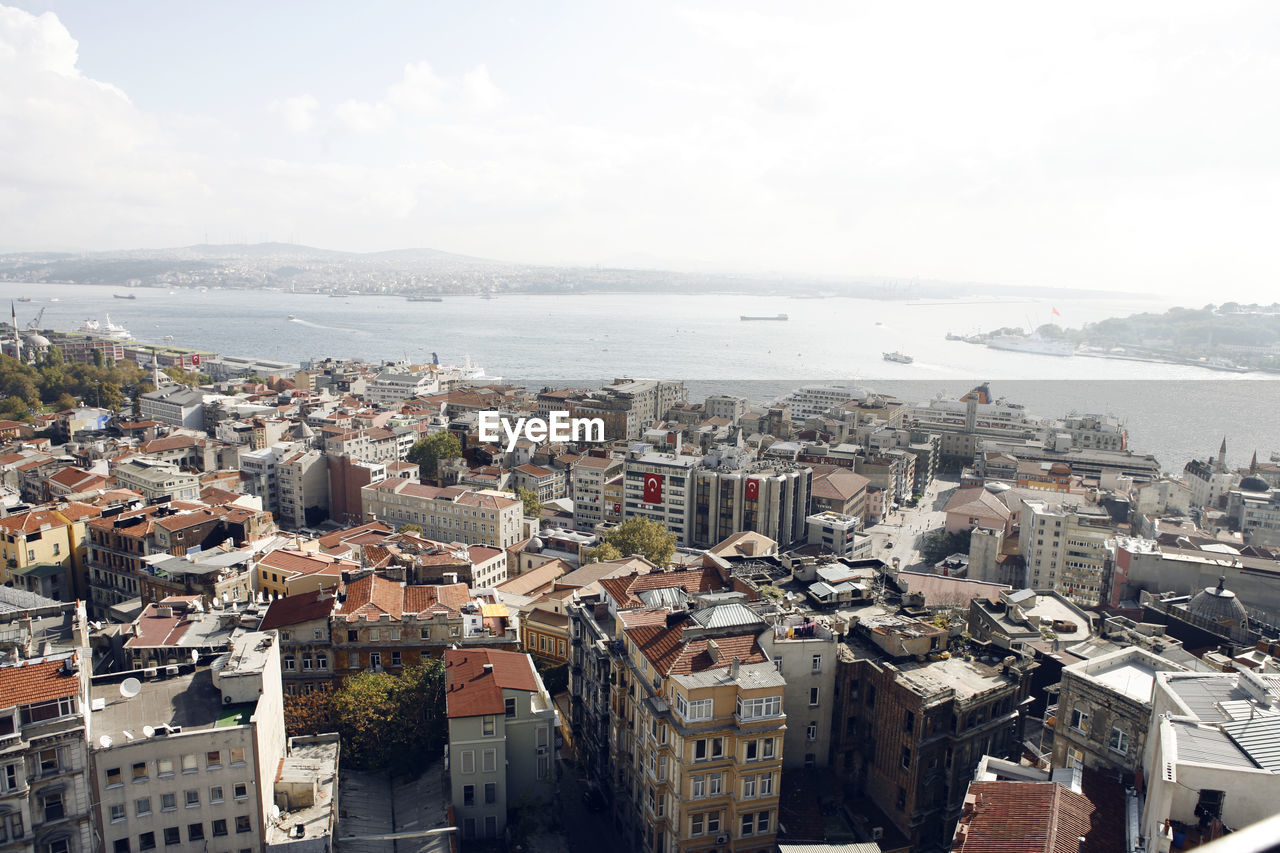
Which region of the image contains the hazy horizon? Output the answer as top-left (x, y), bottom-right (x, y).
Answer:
top-left (4, 2), bottom-right (1280, 302)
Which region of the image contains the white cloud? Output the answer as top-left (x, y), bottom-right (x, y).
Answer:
top-left (272, 94), bottom-right (319, 133)
top-left (3, 2), bottom-right (1280, 302)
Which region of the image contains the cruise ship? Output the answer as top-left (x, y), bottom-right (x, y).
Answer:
top-left (985, 333), bottom-right (1076, 357)
top-left (882, 351), bottom-right (913, 364)
top-left (78, 314), bottom-right (132, 339)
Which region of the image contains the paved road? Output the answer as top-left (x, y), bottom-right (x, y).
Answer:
top-left (865, 474), bottom-right (962, 571)
top-left (554, 758), bottom-right (617, 852)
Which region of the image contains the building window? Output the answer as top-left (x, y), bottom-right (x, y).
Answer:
top-left (212, 819), bottom-right (227, 837)
top-left (737, 695), bottom-right (780, 720)
top-left (107, 766), bottom-right (124, 786)
top-left (460, 750), bottom-right (475, 774)
top-left (391, 651), bottom-right (402, 667)
top-left (901, 746), bottom-right (912, 769)
top-left (38, 747), bottom-right (60, 774)
top-left (230, 749), bottom-right (246, 765)
top-left (484, 782), bottom-right (497, 804)
top-left (505, 697), bottom-right (517, 717)
top-left (164, 827), bottom-right (181, 846)
top-left (1069, 709), bottom-right (1089, 735)
top-left (316, 653), bottom-right (328, 670)
top-left (905, 711), bottom-right (915, 733)
top-left (181, 754), bottom-right (198, 773)
top-left (110, 803), bottom-right (127, 822)
top-left (809, 686), bottom-right (820, 706)
top-left (236, 816), bottom-right (251, 834)
top-left (807, 721), bottom-right (817, 741)
top-left (811, 654), bottom-right (822, 674)
top-left (283, 656), bottom-right (296, 671)
top-left (742, 812), bottom-right (755, 836)
top-left (463, 785), bottom-right (475, 806)
top-left (210, 786), bottom-right (224, 803)
top-left (482, 749), bottom-right (497, 773)
top-left (482, 715), bottom-right (496, 736)
top-left (136, 797), bottom-right (152, 816)
top-left (185, 789), bottom-right (200, 807)
top-left (161, 792), bottom-right (176, 811)
top-left (187, 824), bottom-right (204, 842)
top-left (759, 772), bottom-right (773, 795)
top-left (132, 761), bottom-right (148, 782)
top-left (139, 832), bottom-right (156, 851)
top-left (1109, 727), bottom-right (1129, 755)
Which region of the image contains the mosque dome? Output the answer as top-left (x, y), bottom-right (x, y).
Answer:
top-left (1188, 576), bottom-right (1248, 627)
top-left (1240, 475), bottom-right (1270, 493)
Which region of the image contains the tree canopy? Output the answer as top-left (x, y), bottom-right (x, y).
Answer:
top-left (0, 349), bottom-right (152, 421)
top-left (589, 516), bottom-right (676, 565)
top-left (331, 658), bottom-right (447, 775)
top-left (516, 486), bottom-right (542, 519)
top-left (406, 431), bottom-right (462, 483)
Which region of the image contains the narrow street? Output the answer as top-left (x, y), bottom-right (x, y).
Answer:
top-left (865, 473), bottom-right (962, 572)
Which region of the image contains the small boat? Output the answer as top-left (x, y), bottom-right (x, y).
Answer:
top-left (16, 297), bottom-right (31, 302)
top-left (114, 293), bottom-right (137, 300)
top-left (288, 314), bottom-right (296, 320)
top-left (740, 314), bottom-right (789, 321)
top-left (883, 351), bottom-right (914, 364)
top-left (407, 296), bottom-right (443, 302)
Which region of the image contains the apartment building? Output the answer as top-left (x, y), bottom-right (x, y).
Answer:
top-left (360, 479), bottom-right (524, 549)
top-left (323, 427), bottom-right (407, 464)
top-left (622, 452), bottom-right (701, 548)
top-left (276, 448), bottom-right (329, 531)
top-left (0, 651), bottom-right (95, 853)
top-left (0, 504), bottom-right (100, 591)
top-left (612, 601), bottom-right (784, 853)
top-left (255, 549), bottom-right (354, 600)
top-left (366, 369), bottom-right (438, 406)
top-left (758, 614), bottom-right (838, 769)
top-left (445, 649), bottom-right (559, 844)
top-left (239, 443), bottom-right (292, 518)
top-left (112, 458), bottom-right (200, 503)
top-left (331, 574), bottom-right (518, 682)
top-left (808, 468), bottom-right (870, 520)
top-left (1051, 646), bottom-right (1186, 776)
top-left (90, 631), bottom-right (291, 853)
top-left (830, 616), bottom-right (1037, 852)
top-left (327, 457), bottom-right (387, 526)
top-left (571, 455), bottom-right (624, 532)
top-left (511, 464), bottom-right (566, 504)
top-left (1057, 414), bottom-right (1127, 452)
top-left (259, 589), bottom-right (336, 696)
top-left (688, 462), bottom-right (812, 550)
top-left (138, 386), bottom-right (206, 431)
top-left (1019, 501), bottom-right (1116, 607)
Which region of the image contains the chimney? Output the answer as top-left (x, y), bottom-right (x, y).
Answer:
top-left (707, 639), bottom-right (720, 663)
top-left (729, 656), bottom-right (740, 680)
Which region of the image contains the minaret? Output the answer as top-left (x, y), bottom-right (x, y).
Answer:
top-left (1214, 436), bottom-right (1228, 473)
top-left (9, 301), bottom-right (19, 363)
top-left (152, 347), bottom-right (161, 390)
top-left (1250, 451), bottom-right (1259, 475)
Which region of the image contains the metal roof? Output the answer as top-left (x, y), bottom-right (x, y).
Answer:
top-left (637, 586), bottom-right (689, 609)
top-left (690, 602), bottom-right (763, 630)
top-left (1173, 721), bottom-right (1257, 770)
top-left (1222, 716), bottom-right (1280, 772)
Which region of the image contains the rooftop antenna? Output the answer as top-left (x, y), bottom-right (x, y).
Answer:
top-left (119, 677), bottom-right (142, 700)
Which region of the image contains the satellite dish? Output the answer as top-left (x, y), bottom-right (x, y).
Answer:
top-left (119, 677), bottom-right (142, 699)
top-left (99, 735), bottom-right (113, 748)
top-left (191, 650), bottom-right (200, 664)
top-left (142, 725), bottom-right (155, 738)
top-left (123, 731), bottom-right (135, 741)
top-left (271, 805), bottom-right (282, 820)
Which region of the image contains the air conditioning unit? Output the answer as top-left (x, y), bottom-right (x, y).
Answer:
top-left (716, 834), bottom-right (728, 844)
top-left (872, 827), bottom-right (884, 841)
top-left (165, 665), bottom-right (179, 676)
top-left (144, 668), bottom-right (157, 678)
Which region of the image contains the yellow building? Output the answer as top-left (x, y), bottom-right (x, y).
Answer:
top-left (613, 604), bottom-right (784, 853)
top-left (255, 547), bottom-right (355, 600)
top-left (0, 503), bottom-right (101, 594)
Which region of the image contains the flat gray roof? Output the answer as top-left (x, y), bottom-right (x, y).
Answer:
top-left (90, 668), bottom-right (254, 744)
top-left (1173, 721), bottom-right (1257, 770)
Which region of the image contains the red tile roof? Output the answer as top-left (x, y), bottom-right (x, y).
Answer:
top-left (259, 589), bottom-right (336, 631)
top-left (599, 567), bottom-right (733, 609)
top-left (258, 549), bottom-right (355, 578)
top-left (335, 574), bottom-right (404, 621)
top-left (954, 774), bottom-right (1127, 853)
top-left (404, 582), bottom-right (470, 615)
top-left (624, 621), bottom-right (766, 676)
top-left (316, 521), bottom-right (392, 551)
top-left (124, 605), bottom-right (193, 649)
top-left (0, 655), bottom-right (81, 706)
top-left (445, 648), bottom-right (539, 718)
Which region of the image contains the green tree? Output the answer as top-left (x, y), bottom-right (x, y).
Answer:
top-left (162, 366), bottom-right (211, 385)
top-left (920, 528), bottom-right (973, 565)
top-left (399, 523), bottom-right (423, 535)
top-left (516, 486), bottom-right (542, 519)
top-left (584, 542), bottom-right (623, 564)
top-left (406, 431), bottom-right (462, 482)
top-left (594, 516), bottom-right (675, 565)
top-left (91, 348), bottom-right (104, 368)
top-left (54, 392), bottom-right (78, 412)
top-left (331, 659), bottom-right (446, 774)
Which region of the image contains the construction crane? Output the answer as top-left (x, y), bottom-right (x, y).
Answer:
top-left (25, 307), bottom-right (45, 330)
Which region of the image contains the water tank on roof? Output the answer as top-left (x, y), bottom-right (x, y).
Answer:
top-left (985, 482), bottom-right (1010, 493)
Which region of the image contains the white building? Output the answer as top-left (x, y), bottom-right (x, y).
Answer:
top-left (139, 386), bottom-right (207, 431)
top-left (90, 631), bottom-right (297, 853)
top-left (759, 615), bottom-right (837, 768)
top-left (112, 458), bottom-right (201, 503)
top-left (365, 369), bottom-right (439, 406)
top-left (360, 479), bottom-right (524, 548)
top-left (445, 648), bottom-right (558, 842)
top-left (804, 511), bottom-right (864, 559)
top-left (621, 450), bottom-right (701, 547)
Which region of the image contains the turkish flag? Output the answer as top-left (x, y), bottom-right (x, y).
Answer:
top-left (191, 353), bottom-right (200, 367)
top-left (643, 473), bottom-right (663, 504)
top-left (612, 503), bottom-right (622, 514)
top-left (745, 478), bottom-right (760, 500)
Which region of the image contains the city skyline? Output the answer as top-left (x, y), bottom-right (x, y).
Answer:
top-left (4, 2), bottom-right (1280, 302)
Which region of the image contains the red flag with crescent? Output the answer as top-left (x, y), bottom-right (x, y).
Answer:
top-left (191, 353), bottom-right (200, 367)
top-left (643, 473), bottom-right (663, 504)
top-left (745, 478), bottom-right (760, 500)
top-left (612, 503), bottom-right (621, 514)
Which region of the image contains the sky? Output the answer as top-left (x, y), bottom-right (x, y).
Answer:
top-left (3, 1), bottom-right (1280, 301)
